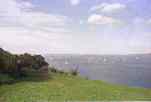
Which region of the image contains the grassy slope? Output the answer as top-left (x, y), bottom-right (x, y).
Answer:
top-left (0, 73), bottom-right (151, 102)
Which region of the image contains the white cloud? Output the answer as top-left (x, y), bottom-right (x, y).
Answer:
top-left (0, 0), bottom-right (150, 55)
top-left (69, 0), bottom-right (80, 6)
top-left (79, 20), bottom-right (84, 24)
top-left (19, 12), bottom-right (70, 32)
top-left (0, 0), bottom-right (71, 33)
top-left (133, 17), bottom-right (146, 24)
top-left (0, 27), bottom-right (70, 54)
top-left (130, 17), bottom-right (151, 32)
top-left (0, 0), bottom-right (72, 54)
top-left (148, 19), bottom-right (151, 24)
top-left (88, 14), bottom-right (121, 25)
top-left (90, 3), bottom-right (126, 14)
top-left (134, 18), bottom-right (151, 26)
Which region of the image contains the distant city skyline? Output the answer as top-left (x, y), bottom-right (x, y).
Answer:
top-left (0, 0), bottom-right (151, 54)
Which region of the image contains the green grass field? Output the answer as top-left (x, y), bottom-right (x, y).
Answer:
top-left (0, 73), bottom-right (151, 102)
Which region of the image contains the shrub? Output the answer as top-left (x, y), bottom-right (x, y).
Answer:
top-left (70, 68), bottom-right (78, 76)
top-left (0, 48), bottom-right (49, 83)
top-left (0, 74), bottom-right (15, 85)
top-left (49, 67), bottom-right (58, 73)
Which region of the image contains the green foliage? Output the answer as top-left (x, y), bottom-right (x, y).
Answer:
top-left (49, 67), bottom-right (58, 73)
top-left (0, 48), bottom-right (17, 74)
top-left (70, 68), bottom-right (79, 76)
top-left (0, 74), bottom-right (15, 85)
top-left (0, 48), bottom-right (49, 84)
top-left (49, 66), bottom-right (68, 75)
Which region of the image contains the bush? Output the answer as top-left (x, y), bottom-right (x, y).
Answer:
top-left (0, 48), bottom-right (49, 83)
top-left (0, 74), bottom-right (15, 85)
top-left (49, 67), bottom-right (58, 73)
top-left (70, 68), bottom-right (78, 76)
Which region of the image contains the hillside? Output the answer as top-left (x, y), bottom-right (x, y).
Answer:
top-left (0, 73), bottom-right (151, 101)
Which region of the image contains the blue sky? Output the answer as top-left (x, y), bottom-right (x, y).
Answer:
top-left (0, 0), bottom-right (151, 54)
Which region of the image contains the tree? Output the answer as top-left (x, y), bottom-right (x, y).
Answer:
top-left (0, 48), bottom-right (49, 82)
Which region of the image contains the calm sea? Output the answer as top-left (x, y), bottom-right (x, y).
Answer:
top-left (45, 54), bottom-right (151, 88)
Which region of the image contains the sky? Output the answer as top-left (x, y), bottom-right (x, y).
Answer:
top-left (0, 0), bottom-right (151, 55)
